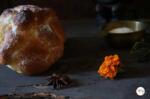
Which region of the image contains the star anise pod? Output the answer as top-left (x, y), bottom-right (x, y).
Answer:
top-left (47, 73), bottom-right (72, 89)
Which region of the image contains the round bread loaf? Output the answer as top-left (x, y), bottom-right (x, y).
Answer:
top-left (0, 5), bottom-right (64, 75)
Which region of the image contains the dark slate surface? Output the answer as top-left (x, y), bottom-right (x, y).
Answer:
top-left (0, 37), bottom-right (150, 99)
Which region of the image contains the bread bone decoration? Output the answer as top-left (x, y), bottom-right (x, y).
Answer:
top-left (0, 5), bottom-right (64, 75)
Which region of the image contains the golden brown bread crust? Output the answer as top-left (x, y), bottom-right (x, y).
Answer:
top-left (0, 5), bottom-right (64, 75)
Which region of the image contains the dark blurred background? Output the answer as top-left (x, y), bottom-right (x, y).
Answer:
top-left (0, 0), bottom-right (95, 20)
top-left (0, 0), bottom-right (150, 20)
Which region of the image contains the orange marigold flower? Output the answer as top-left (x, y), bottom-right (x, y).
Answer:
top-left (98, 54), bottom-right (121, 79)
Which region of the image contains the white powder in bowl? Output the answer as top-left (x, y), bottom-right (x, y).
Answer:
top-left (109, 27), bottom-right (134, 33)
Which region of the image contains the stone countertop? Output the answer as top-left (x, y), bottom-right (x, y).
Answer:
top-left (0, 19), bottom-right (150, 99)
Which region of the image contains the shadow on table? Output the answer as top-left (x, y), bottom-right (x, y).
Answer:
top-left (117, 65), bottom-right (150, 79)
top-left (42, 37), bottom-right (106, 75)
top-left (46, 59), bottom-right (99, 74)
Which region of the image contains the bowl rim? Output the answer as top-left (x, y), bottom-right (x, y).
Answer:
top-left (103, 20), bottom-right (146, 34)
